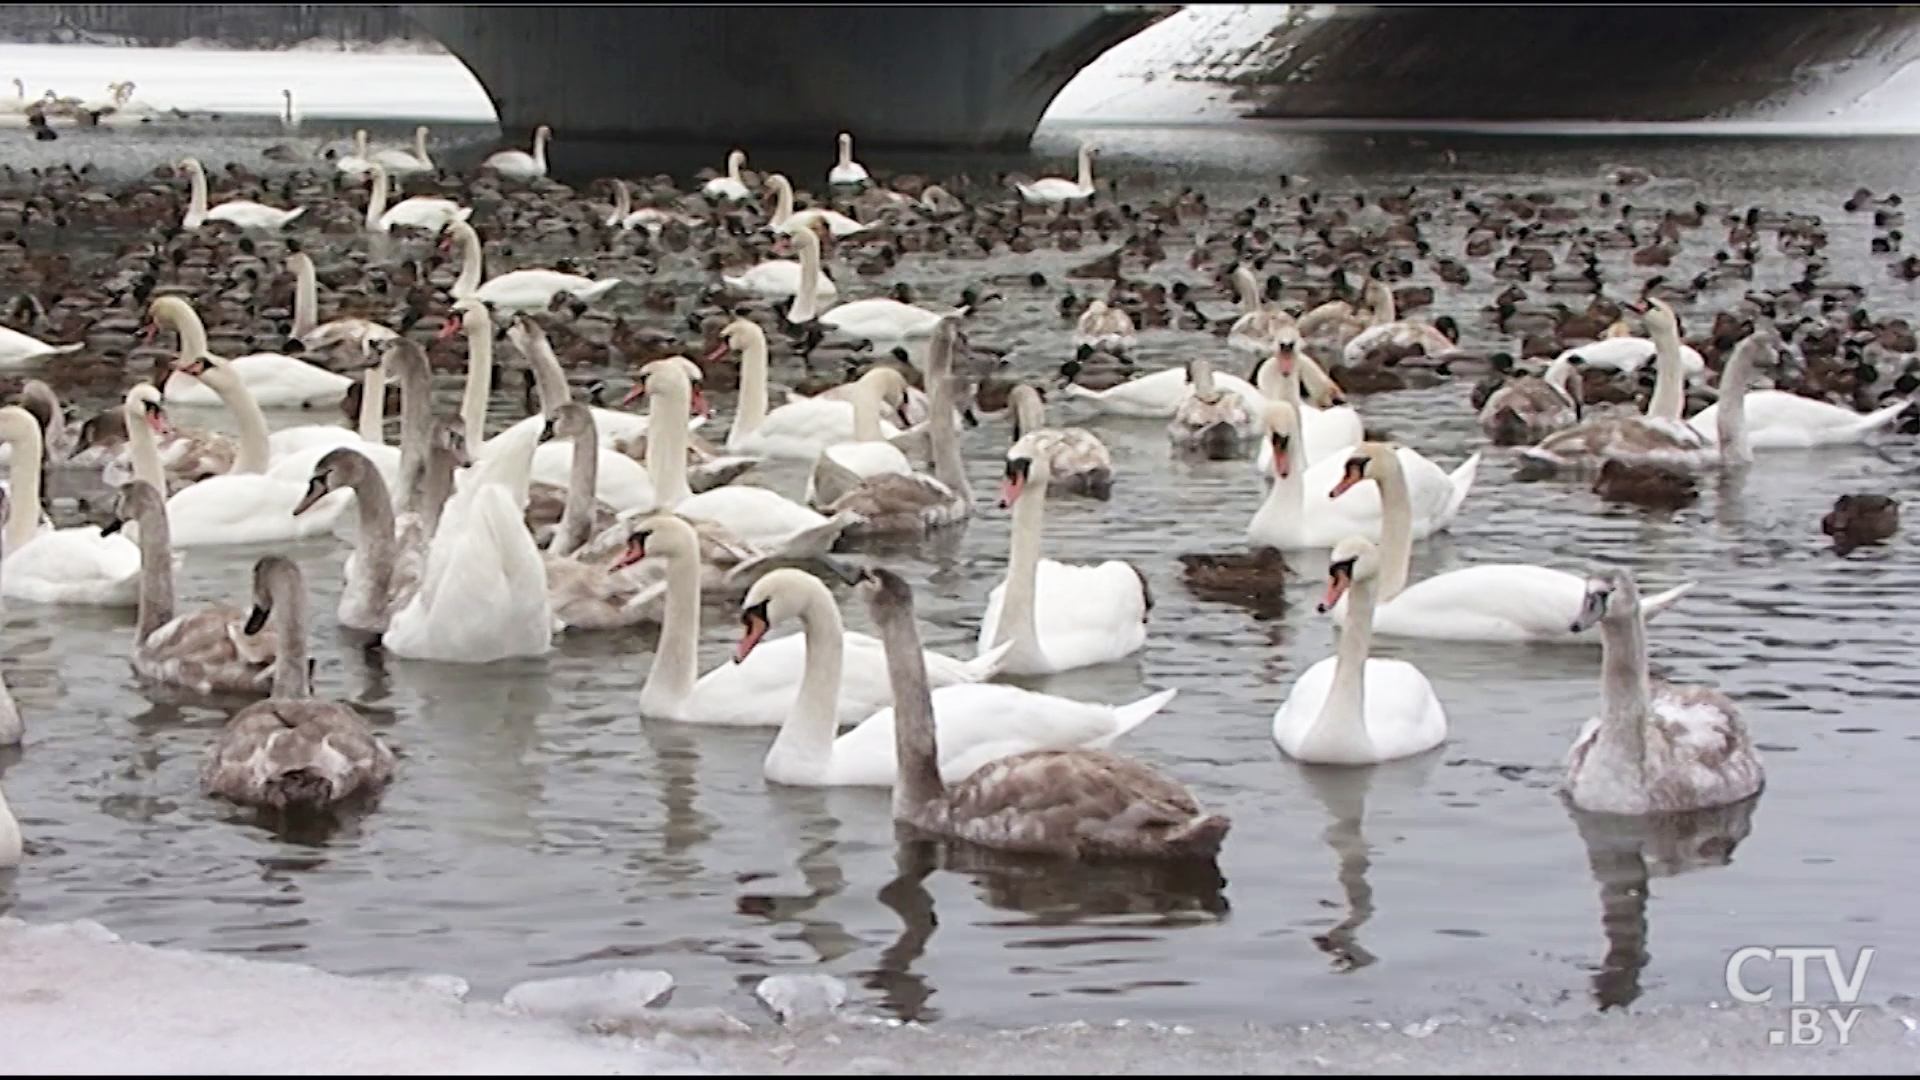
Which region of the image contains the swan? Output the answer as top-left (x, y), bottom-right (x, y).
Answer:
top-left (1227, 264), bottom-right (1294, 359)
top-left (1301, 280), bottom-right (1391, 354)
top-left (1555, 299), bottom-right (1707, 378)
top-left (827, 132), bottom-right (870, 187)
top-left (1073, 299), bottom-right (1136, 353)
top-left (717, 317), bottom-right (900, 459)
top-left (293, 447), bottom-right (425, 639)
top-left (723, 223), bottom-right (839, 301)
top-left (1479, 354), bottom-right (1583, 445)
top-left (1169, 357), bottom-right (1258, 459)
top-left (0, 320), bottom-right (82, 366)
top-left (0, 768), bottom-right (17, 866)
top-left (178, 157), bottom-right (305, 231)
top-left (1563, 567), bottom-right (1765, 815)
top-left (160, 355), bottom-right (356, 547)
top-left (867, 566), bottom-right (1230, 861)
top-left (535, 405), bottom-right (672, 632)
top-left (742, 568), bottom-right (1174, 787)
top-left (364, 162), bottom-right (469, 234)
top-left (384, 412), bottom-right (553, 663)
top-left (1686, 330), bottom-right (1908, 449)
top-left (1324, 441), bottom-right (1693, 644)
top-left (369, 124), bottom-right (435, 178)
top-left (200, 557), bottom-right (397, 811)
top-left (442, 218), bottom-right (621, 315)
top-left (805, 366), bottom-right (915, 508)
top-left (483, 124), bottom-right (550, 181)
top-left (1008, 383), bottom-right (1113, 500)
top-left (13, 379), bottom-right (78, 466)
top-left (704, 149), bottom-right (752, 202)
top-left (1272, 536), bottom-right (1449, 765)
top-left (789, 224), bottom-right (960, 340)
top-left (1059, 358), bottom-right (1265, 419)
top-left (502, 313), bottom-right (659, 452)
top-left (977, 436), bottom-right (1152, 675)
top-left (286, 252), bottom-right (399, 359)
top-left (102, 481), bottom-right (279, 694)
top-left (1018, 142), bottom-right (1096, 204)
top-left (100, 381), bottom-right (238, 494)
top-left (151, 296), bottom-right (352, 409)
top-left (626, 517), bottom-right (1004, 725)
top-left (603, 178), bottom-right (699, 233)
top-left (826, 317), bottom-right (973, 535)
top-left (767, 174), bottom-right (867, 237)
top-left (1339, 285), bottom-right (1456, 367)
top-left (335, 129), bottom-right (376, 179)
top-left (0, 405), bottom-right (142, 606)
top-left (1522, 299), bottom-right (1710, 472)
top-left (1252, 329), bottom-right (1365, 470)
top-left (1248, 403), bottom-right (1479, 551)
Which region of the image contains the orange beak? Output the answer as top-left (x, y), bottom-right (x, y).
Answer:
top-left (1319, 567), bottom-right (1352, 613)
top-left (705, 340), bottom-right (729, 363)
top-left (621, 382), bottom-right (646, 407)
top-left (1269, 438), bottom-right (1290, 479)
top-left (733, 611), bottom-right (769, 664)
top-left (999, 474), bottom-right (1024, 510)
top-left (1329, 464), bottom-right (1364, 499)
top-left (144, 406), bottom-right (171, 437)
top-left (689, 386), bottom-right (711, 418)
top-left (436, 315), bottom-right (463, 341)
top-left (611, 535), bottom-right (646, 571)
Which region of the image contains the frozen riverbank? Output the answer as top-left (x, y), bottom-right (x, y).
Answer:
top-left (5, 919), bottom-right (1915, 1075)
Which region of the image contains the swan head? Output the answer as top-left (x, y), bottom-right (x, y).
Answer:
top-left (441, 295), bottom-right (492, 341)
top-left (101, 480), bottom-right (166, 538)
top-left (1319, 536), bottom-right (1382, 613)
top-left (1001, 435), bottom-right (1054, 508)
top-left (714, 318), bottom-right (766, 362)
top-left (1272, 325), bottom-right (1302, 369)
top-left (614, 513), bottom-right (699, 571)
top-left (1259, 400), bottom-right (1299, 479)
top-left (735, 568), bottom-right (832, 664)
top-left (854, 565), bottom-right (914, 621)
top-left (244, 555), bottom-right (304, 638)
top-left (856, 365), bottom-right (913, 425)
top-left (294, 446), bottom-right (376, 517)
top-left (176, 156), bottom-right (204, 177)
top-left (380, 337), bottom-right (431, 381)
top-left (1329, 441), bottom-right (1396, 500)
top-left (1633, 296), bottom-right (1678, 338)
top-left (540, 401), bottom-right (594, 443)
top-left (728, 148), bottom-right (746, 170)
top-left (124, 383), bottom-right (170, 436)
top-left (1570, 567), bottom-right (1643, 633)
top-left (145, 296), bottom-right (199, 340)
top-left (630, 357), bottom-right (708, 416)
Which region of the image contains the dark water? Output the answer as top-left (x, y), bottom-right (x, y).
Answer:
top-left (1, 118), bottom-right (1918, 1029)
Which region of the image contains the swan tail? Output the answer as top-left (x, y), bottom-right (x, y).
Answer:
top-left (281, 206), bottom-right (308, 226)
top-left (725, 512), bottom-right (857, 584)
top-left (687, 456), bottom-right (760, 494)
top-left (1101, 687), bottom-right (1179, 745)
top-left (577, 278), bottom-right (623, 304)
top-left (46, 342), bottom-right (84, 355)
top-left (1161, 813), bottom-right (1231, 861)
top-left (1641, 581), bottom-right (1695, 622)
top-left (1853, 399), bottom-right (1911, 437)
top-left (960, 640), bottom-right (1016, 683)
top-left (1059, 383), bottom-right (1103, 403)
top-left (1442, 452), bottom-right (1482, 521)
top-left (260, 768), bottom-right (334, 810)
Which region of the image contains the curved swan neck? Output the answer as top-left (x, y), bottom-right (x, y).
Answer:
top-left (731, 327), bottom-right (772, 440)
top-left (1, 419), bottom-right (41, 557)
top-left (1076, 145), bottom-right (1093, 190)
top-left (160, 300), bottom-right (211, 370)
top-left (874, 590), bottom-right (945, 817)
top-left (556, 418), bottom-right (598, 557)
top-left (727, 150), bottom-right (744, 183)
top-left (1371, 451), bottom-right (1415, 602)
top-left (365, 166), bottom-right (389, 231)
top-left (414, 126), bottom-right (432, 166)
top-left (451, 222), bottom-right (482, 297)
top-left (767, 582), bottom-right (847, 772)
top-left (771, 176), bottom-right (794, 227)
top-left (345, 462), bottom-right (398, 607)
top-left (460, 308), bottom-right (495, 450)
top-left (609, 179), bottom-right (631, 226)
top-left (645, 373), bottom-right (694, 510)
top-left (356, 366), bottom-right (386, 444)
top-left (1717, 345), bottom-right (1755, 465)
top-left (519, 321), bottom-right (572, 415)
top-left (642, 543), bottom-right (703, 711)
top-left (532, 127), bottom-right (549, 169)
top-left (994, 460), bottom-right (1049, 662)
top-left (1234, 265), bottom-right (1260, 315)
top-left (927, 335), bottom-right (969, 500)
top-left (291, 255), bottom-right (318, 339)
top-left (1010, 385), bottom-right (1045, 440)
top-left (185, 162), bottom-right (209, 224)
top-left (129, 487), bottom-right (176, 641)
top-left (1647, 317), bottom-right (1686, 423)
top-left (124, 399), bottom-right (167, 496)
top-left (203, 362), bottom-right (272, 474)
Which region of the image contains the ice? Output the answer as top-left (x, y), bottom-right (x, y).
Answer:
top-left (754, 974), bottom-right (849, 1026)
top-left (1044, 5), bottom-right (1302, 124)
top-left (0, 919), bottom-right (703, 1074)
top-left (502, 969), bottom-right (677, 1028)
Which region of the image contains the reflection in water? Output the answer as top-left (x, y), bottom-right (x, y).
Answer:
top-left (1567, 794), bottom-right (1761, 1011)
top-left (869, 837), bottom-right (941, 1021)
top-left (1297, 752), bottom-right (1439, 972)
top-left (737, 788), bottom-right (859, 967)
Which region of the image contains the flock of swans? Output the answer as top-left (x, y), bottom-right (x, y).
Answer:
top-left (10, 119), bottom-right (1917, 878)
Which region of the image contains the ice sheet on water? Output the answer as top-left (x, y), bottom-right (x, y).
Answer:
top-left (502, 969), bottom-right (677, 1027)
top-left (754, 974), bottom-right (849, 1026)
top-left (0, 918), bottom-right (702, 1075)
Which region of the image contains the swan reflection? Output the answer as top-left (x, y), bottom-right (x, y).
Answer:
top-left (1297, 751), bottom-right (1438, 972)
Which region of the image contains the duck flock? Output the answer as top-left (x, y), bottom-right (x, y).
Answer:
top-left (0, 119), bottom-right (1913, 879)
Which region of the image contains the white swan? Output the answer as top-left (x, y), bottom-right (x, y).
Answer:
top-left (828, 132), bottom-right (870, 187)
top-left (977, 436), bottom-right (1151, 676)
top-left (178, 157), bottom-right (304, 231)
top-left (1563, 567), bottom-right (1765, 815)
top-left (826, 317), bottom-right (974, 535)
top-left (742, 568), bottom-right (1174, 787)
top-left (503, 312), bottom-right (657, 451)
top-left (805, 366), bottom-right (914, 507)
top-left (1018, 142), bottom-right (1096, 204)
top-left (1686, 332), bottom-right (1908, 449)
top-left (1073, 299), bottom-right (1136, 353)
top-left (717, 317), bottom-right (900, 459)
top-left (1248, 403), bottom-right (1478, 551)
top-left (1169, 357), bottom-right (1258, 459)
top-left (364, 162), bottom-right (469, 234)
top-left (1252, 329), bottom-right (1365, 470)
top-left (286, 252), bottom-right (399, 364)
top-left (1523, 299), bottom-right (1709, 471)
top-left (704, 149), bottom-right (751, 202)
top-left (1339, 285), bottom-right (1456, 367)
top-left (385, 415), bottom-right (553, 662)
top-left (1008, 382), bottom-right (1113, 500)
top-left (1325, 441), bottom-right (1693, 644)
top-left (1059, 359), bottom-right (1265, 420)
top-left (603, 178), bottom-right (698, 234)
top-left (0, 405), bottom-right (142, 606)
top-left (370, 124), bottom-right (435, 178)
top-left (0, 321), bottom-right (82, 367)
top-left (151, 296), bottom-right (351, 409)
top-left (484, 124), bottom-right (550, 181)
top-left (767, 173), bottom-right (867, 237)
top-left (628, 516), bottom-right (1003, 725)
top-left (1227, 264), bottom-right (1293, 359)
top-left (788, 225), bottom-right (958, 340)
top-left (335, 129), bottom-right (376, 179)
top-left (1273, 536), bottom-right (1449, 765)
top-left (442, 218), bottom-right (621, 315)
top-left (723, 223), bottom-right (839, 301)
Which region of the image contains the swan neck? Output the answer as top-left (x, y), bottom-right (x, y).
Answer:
top-left (1011, 387), bottom-right (1044, 440)
top-left (927, 346), bottom-right (968, 500)
top-left (268, 581), bottom-right (311, 700)
top-left (994, 472), bottom-right (1047, 660)
top-left (1235, 266), bottom-right (1260, 315)
top-left (732, 331), bottom-right (771, 441)
top-left (415, 443), bottom-right (457, 538)
top-left (646, 378), bottom-right (693, 509)
top-left (131, 490), bottom-right (176, 641)
top-left (878, 599), bottom-right (945, 817)
top-left (1316, 575), bottom-right (1379, 755)
top-left (1370, 286), bottom-right (1397, 327)
top-left (727, 152), bottom-right (743, 183)
top-left (610, 179), bottom-right (631, 226)
top-left (1373, 452), bottom-right (1414, 602)
top-left (452, 223), bottom-right (482, 297)
top-left (1, 424), bottom-right (40, 559)
top-left (209, 366), bottom-right (272, 474)
top-left (642, 546), bottom-right (702, 711)
top-left (346, 464), bottom-right (398, 610)
top-left (460, 314), bottom-right (494, 450)
top-left (356, 366), bottom-right (386, 444)
top-left (773, 178), bottom-right (794, 227)
top-left (1647, 320), bottom-right (1686, 423)
top-left (524, 325), bottom-right (572, 416)
top-left (790, 231), bottom-right (820, 324)
top-left (532, 128), bottom-right (548, 169)
top-left (769, 586), bottom-right (846, 773)
top-left (415, 127), bottom-right (431, 165)
top-left (187, 165), bottom-right (208, 221)
top-left (125, 404), bottom-right (167, 495)
top-left (1717, 349), bottom-right (1754, 464)
top-left (1076, 146), bottom-right (1093, 189)
top-left (1597, 610), bottom-right (1652, 765)
top-left (165, 302), bottom-right (211, 371)
top-left (366, 168), bottom-right (388, 230)
top-left (850, 377), bottom-right (884, 442)
top-left (555, 420), bottom-right (598, 557)
top-left (292, 257), bottom-right (318, 339)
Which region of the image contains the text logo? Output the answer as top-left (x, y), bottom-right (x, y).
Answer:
top-left (1724, 946), bottom-right (1874, 1046)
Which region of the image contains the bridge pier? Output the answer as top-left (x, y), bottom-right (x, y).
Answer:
top-left (404, 4), bottom-right (1163, 160)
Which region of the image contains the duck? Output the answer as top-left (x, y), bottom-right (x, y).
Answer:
top-left (1479, 354), bottom-right (1583, 445)
top-left (369, 124), bottom-right (435, 178)
top-left (625, 517), bottom-right (1005, 725)
top-left (1169, 357), bottom-right (1258, 459)
top-left (740, 568), bottom-right (1173, 787)
top-left (703, 149), bottom-right (752, 202)
top-left (1685, 331), bottom-right (1909, 449)
top-left (0, 404), bottom-right (143, 606)
top-left (788, 225), bottom-right (968, 341)
top-left (102, 480), bottom-right (279, 694)
top-left (0, 319), bottom-right (82, 366)
top-left (1176, 547), bottom-right (1289, 616)
top-left (715, 317), bottom-right (901, 459)
top-left (1562, 568), bottom-right (1765, 815)
top-left (363, 162), bottom-right (469, 234)
top-left (483, 124), bottom-right (551, 181)
top-left (1271, 536), bottom-right (1448, 765)
top-left (200, 557), bottom-right (397, 812)
top-left (766, 174), bottom-right (867, 237)
top-left (1018, 142), bottom-right (1096, 204)
top-left (825, 317), bottom-right (973, 535)
top-left (1248, 404), bottom-right (1479, 551)
top-left (828, 132), bottom-right (870, 187)
top-left (1822, 493), bottom-right (1898, 554)
top-left (1593, 458), bottom-right (1698, 511)
top-left (1008, 383), bottom-right (1112, 500)
top-left (177, 157), bottom-right (305, 231)
top-left (1323, 442), bottom-right (1693, 644)
top-left (1074, 299), bottom-right (1136, 353)
top-left (865, 566), bottom-right (1229, 862)
top-left (151, 296), bottom-right (353, 410)
top-left (977, 435), bottom-right (1152, 676)
top-left (442, 219), bottom-right (621, 316)
top-left (1522, 299), bottom-right (1709, 472)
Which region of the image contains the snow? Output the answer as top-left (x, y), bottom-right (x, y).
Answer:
top-left (1044, 5), bottom-right (1301, 124)
top-left (0, 919), bottom-right (705, 1075)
